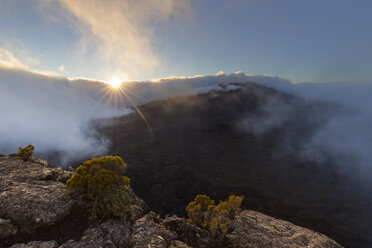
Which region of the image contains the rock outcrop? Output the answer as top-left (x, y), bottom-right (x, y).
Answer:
top-left (130, 213), bottom-right (177, 248)
top-left (1, 155), bottom-right (343, 248)
top-left (10, 240), bottom-right (59, 248)
top-left (227, 210), bottom-right (343, 248)
top-left (59, 219), bottom-right (132, 248)
top-left (0, 156), bottom-right (74, 235)
top-left (161, 216), bottom-right (214, 248)
top-left (0, 218), bottom-right (18, 239)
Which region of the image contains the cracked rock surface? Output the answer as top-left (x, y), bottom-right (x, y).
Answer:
top-left (130, 214), bottom-right (177, 248)
top-left (0, 156), bottom-right (74, 234)
top-left (227, 210), bottom-right (343, 248)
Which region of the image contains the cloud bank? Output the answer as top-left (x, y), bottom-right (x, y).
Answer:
top-left (0, 63), bottom-right (130, 165)
top-left (1, 56), bottom-right (372, 176)
top-left (0, 66), bottom-right (289, 167)
top-left (118, 72), bottom-right (372, 177)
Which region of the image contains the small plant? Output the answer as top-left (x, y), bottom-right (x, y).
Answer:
top-left (16, 144), bottom-right (34, 161)
top-left (186, 195), bottom-right (215, 228)
top-left (67, 155), bottom-right (131, 220)
top-left (186, 194), bottom-right (244, 238)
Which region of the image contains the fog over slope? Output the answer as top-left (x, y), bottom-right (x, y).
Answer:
top-left (0, 66), bottom-right (130, 164)
top-left (1, 64), bottom-right (372, 175)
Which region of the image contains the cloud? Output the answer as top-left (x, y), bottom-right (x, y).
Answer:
top-left (239, 94), bottom-right (297, 135)
top-left (0, 48), bottom-right (27, 68)
top-left (39, 0), bottom-right (191, 79)
top-left (286, 81), bottom-right (372, 174)
top-left (59, 65), bottom-right (67, 73)
top-left (216, 70), bottom-right (225, 76)
top-left (2, 58), bottom-right (372, 177)
top-left (0, 65), bottom-right (289, 166)
top-left (0, 63), bottom-right (129, 166)
top-left (114, 72), bottom-right (372, 177)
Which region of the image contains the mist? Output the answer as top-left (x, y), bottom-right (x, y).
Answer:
top-left (238, 79), bottom-right (372, 178)
top-left (0, 65), bottom-right (130, 165)
top-left (120, 72), bottom-right (372, 178)
top-left (288, 82), bottom-right (372, 176)
top-left (1, 63), bottom-right (372, 176)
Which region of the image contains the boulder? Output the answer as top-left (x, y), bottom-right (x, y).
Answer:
top-left (162, 216), bottom-right (214, 248)
top-left (10, 240), bottom-right (58, 248)
top-left (168, 240), bottom-right (193, 248)
top-left (0, 156), bottom-right (74, 234)
top-left (39, 167), bottom-right (73, 183)
top-left (227, 210), bottom-right (343, 248)
top-left (59, 218), bottom-right (131, 248)
top-left (130, 213), bottom-right (177, 248)
top-left (127, 187), bottom-right (148, 212)
top-left (0, 218), bottom-right (18, 239)
top-left (129, 205), bottom-right (145, 224)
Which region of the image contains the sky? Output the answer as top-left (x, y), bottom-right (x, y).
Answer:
top-left (0, 0), bottom-right (372, 82)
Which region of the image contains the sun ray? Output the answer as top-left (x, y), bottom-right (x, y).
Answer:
top-left (97, 79), bottom-right (153, 137)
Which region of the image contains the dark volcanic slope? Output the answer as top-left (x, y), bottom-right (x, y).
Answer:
top-left (98, 83), bottom-right (372, 248)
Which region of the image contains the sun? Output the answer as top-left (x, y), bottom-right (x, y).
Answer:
top-left (107, 77), bottom-right (122, 88)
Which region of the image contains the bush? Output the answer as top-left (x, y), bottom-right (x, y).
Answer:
top-left (16, 144), bottom-right (34, 161)
top-left (186, 194), bottom-right (244, 238)
top-left (186, 195), bottom-right (215, 228)
top-left (67, 155), bottom-right (131, 220)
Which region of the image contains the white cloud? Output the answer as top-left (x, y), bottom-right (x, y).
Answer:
top-left (2, 59), bottom-right (372, 175)
top-left (216, 70), bottom-right (225, 76)
top-left (0, 48), bottom-right (26, 68)
top-left (39, 0), bottom-right (191, 79)
top-left (59, 64), bottom-right (67, 73)
top-left (0, 63), bottom-right (129, 166)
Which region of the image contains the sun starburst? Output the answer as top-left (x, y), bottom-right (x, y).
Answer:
top-left (97, 78), bottom-right (153, 136)
top-left (107, 78), bottom-right (122, 88)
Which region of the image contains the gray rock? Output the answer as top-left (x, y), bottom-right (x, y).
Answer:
top-left (226, 210), bottom-right (343, 248)
top-left (168, 240), bottom-right (193, 248)
top-left (39, 167), bottom-right (73, 183)
top-left (29, 157), bottom-right (50, 167)
top-left (11, 240), bottom-right (58, 248)
top-left (127, 187), bottom-right (148, 212)
top-left (130, 213), bottom-right (177, 248)
top-left (59, 218), bottom-right (131, 248)
top-left (0, 218), bottom-right (18, 238)
top-left (0, 156), bottom-right (74, 233)
top-left (129, 205), bottom-right (145, 224)
top-left (162, 216), bottom-right (214, 248)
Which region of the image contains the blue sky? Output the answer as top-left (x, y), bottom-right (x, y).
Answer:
top-left (1, 0), bottom-right (371, 82)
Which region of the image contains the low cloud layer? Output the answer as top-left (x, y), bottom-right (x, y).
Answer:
top-left (119, 72), bottom-right (372, 177)
top-left (288, 82), bottom-right (372, 175)
top-left (1, 61), bottom-right (372, 175)
top-left (0, 65), bottom-right (129, 165)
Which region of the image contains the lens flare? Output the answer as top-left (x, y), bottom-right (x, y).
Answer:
top-left (97, 79), bottom-right (153, 137)
top-left (107, 78), bottom-right (122, 88)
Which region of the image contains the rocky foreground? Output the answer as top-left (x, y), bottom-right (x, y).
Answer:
top-left (0, 155), bottom-right (342, 248)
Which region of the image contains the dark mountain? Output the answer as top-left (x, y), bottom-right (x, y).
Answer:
top-left (97, 82), bottom-right (372, 248)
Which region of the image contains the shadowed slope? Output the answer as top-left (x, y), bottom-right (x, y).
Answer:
top-left (98, 83), bottom-right (372, 248)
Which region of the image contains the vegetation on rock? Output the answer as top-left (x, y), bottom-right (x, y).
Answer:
top-left (16, 144), bottom-right (34, 161)
top-left (186, 194), bottom-right (243, 238)
top-left (67, 155), bottom-right (131, 219)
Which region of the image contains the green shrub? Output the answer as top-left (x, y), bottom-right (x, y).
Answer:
top-left (91, 184), bottom-right (131, 220)
top-left (16, 144), bottom-right (34, 161)
top-left (186, 194), bottom-right (244, 238)
top-left (186, 195), bottom-right (215, 228)
top-left (67, 155), bottom-right (131, 220)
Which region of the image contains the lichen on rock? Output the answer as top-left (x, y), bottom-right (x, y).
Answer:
top-left (226, 210), bottom-right (343, 248)
top-left (0, 156), bottom-right (74, 235)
